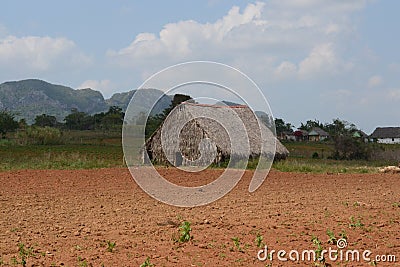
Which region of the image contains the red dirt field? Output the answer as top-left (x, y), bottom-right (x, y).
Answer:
top-left (0, 168), bottom-right (399, 266)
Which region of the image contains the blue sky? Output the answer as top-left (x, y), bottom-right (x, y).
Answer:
top-left (0, 0), bottom-right (399, 133)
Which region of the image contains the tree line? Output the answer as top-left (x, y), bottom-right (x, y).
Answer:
top-left (0, 93), bottom-right (193, 139)
top-left (274, 118), bottom-right (370, 160)
top-left (0, 99), bottom-right (371, 160)
top-left (0, 105), bottom-right (125, 138)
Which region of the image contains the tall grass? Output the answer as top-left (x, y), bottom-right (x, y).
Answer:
top-left (273, 158), bottom-right (386, 174)
top-left (0, 131), bottom-right (397, 173)
top-left (0, 144), bottom-right (124, 171)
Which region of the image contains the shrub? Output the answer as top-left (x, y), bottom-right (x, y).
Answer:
top-left (17, 126), bottom-right (63, 145)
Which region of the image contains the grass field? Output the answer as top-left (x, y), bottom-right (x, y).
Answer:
top-left (0, 130), bottom-right (124, 171)
top-left (0, 131), bottom-right (397, 172)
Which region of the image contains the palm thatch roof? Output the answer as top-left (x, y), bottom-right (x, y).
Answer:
top-left (370, 127), bottom-right (400, 138)
top-left (145, 102), bottom-right (289, 166)
top-left (308, 127), bottom-right (330, 137)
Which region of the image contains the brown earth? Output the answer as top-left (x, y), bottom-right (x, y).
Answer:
top-left (0, 168), bottom-right (399, 266)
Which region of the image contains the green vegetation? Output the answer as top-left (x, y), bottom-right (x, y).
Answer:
top-left (0, 141), bottom-right (122, 171)
top-left (0, 129), bottom-right (395, 172)
top-left (349, 216), bottom-right (365, 228)
top-left (77, 256), bottom-right (88, 267)
top-left (0, 110), bottom-right (19, 138)
top-left (326, 229), bottom-right (337, 245)
top-left (311, 236), bottom-right (326, 266)
top-left (231, 237), bottom-right (244, 252)
top-left (16, 126), bottom-right (62, 145)
top-left (255, 232), bottom-right (265, 248)
top-left (178, 221), bottom-right (192, 243)
top-left (140, 257), bottom-right (154, 267)
top-left (339, 230), bottom-right (348, 240)
top-left (145, 93), bottom-right (192, 138)
top-left (10, 243), bottom-right (35, 267)
top-left (0, 97), bottom-right (398, 173)
top-left (273, 158), bottom-right (381, 173)
top-left (106, 240), bottom-right (116, 252)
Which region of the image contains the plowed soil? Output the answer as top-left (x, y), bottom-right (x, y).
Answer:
top-left (0, 168), bottom-right (399, 266)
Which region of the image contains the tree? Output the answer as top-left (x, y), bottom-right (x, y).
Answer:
top-left (324, 118), bottom-right (357, 136)
top-left (101, 106), bottom-right (124, 130)
top-left (0, 110), bottom-right (19, 138)
top-left (274, 118), bottom-right (293, 136)
top-left (145, 94), bottom-right (192, 138)
top-left (34, 114), bottom-right (58, 127)
top-left (64, 110), bottom-right (94, 130)
top-left (162, 94), bottom-right (193, 117)
top-left (299, 119), bottom-right (323, 132)
top-left (326, 119), bottom-right (369, 160)
top-left (332, 134), bottom-right (370, 160)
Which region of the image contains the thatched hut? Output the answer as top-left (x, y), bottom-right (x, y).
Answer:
top-left (145, 102), bottom-right (289, 166)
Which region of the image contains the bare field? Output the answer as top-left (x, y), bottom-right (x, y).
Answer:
top-left (0, 168), bottom-right (399, 266)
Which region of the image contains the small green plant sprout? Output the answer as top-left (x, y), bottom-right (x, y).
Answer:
top-left (369, 259), bottom-right (378, 266)
top-left (106, 240), bottom-right (116, 252)
top-left (255, 232), bottom-right (265, 248)
top-left (311, 236), bottom-right (326, 265)
top-left (10, 257), bottom-right (18, 265)
top-left (77, 256), bottom-right (88, 267)
top-left (140, 257), bottom-right (154, 267)
top-left (16, 243), bottom-right (35, 267)
top-left (326, 229), bottom-right (337, 245)
top-left (178, 221), bottom-right (192, 243)
top-left (349, 216), bottom-right (364, 228)
top-left (232, 237), bottom-right (244, 252)
top-left (339, 230), bottom-right (348, 241)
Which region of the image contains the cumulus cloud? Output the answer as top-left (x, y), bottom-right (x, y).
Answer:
top-left (0, 35), bottom-right (91, 74)
top-left (107, 0), bottom-right (365, 83)
top-left (107, 2), bottom-right (267, 63)
top-left (78, 79), bottom-right (114, 97)
top-left (274, 61), bottom-right (297, 79)
top-left (298, 43), bottom-right (338, 79)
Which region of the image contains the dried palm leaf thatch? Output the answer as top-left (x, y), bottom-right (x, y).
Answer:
top-left (145, 103), bottom-right (289, 166)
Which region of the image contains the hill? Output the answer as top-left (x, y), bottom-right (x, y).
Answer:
top-left (0, 79), bottom-right (171, 123)
top-left (106, 89), bottom-right (172, 115)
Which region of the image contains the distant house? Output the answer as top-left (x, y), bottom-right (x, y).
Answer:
top-left (352, 130), bottom-right (369, 143)
top-left (293, 130), bottom-right (308, 141)
top-left (370, 127), bottom-right (400, 144)
top-left (278, 131), bottom-right (296, 141)
top-left (308, 127), bottom-right (330, 142)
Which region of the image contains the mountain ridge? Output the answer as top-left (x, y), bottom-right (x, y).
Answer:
top-left (0, 79), bottom-right (171, 123)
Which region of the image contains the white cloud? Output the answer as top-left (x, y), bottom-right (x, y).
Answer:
top-left (107, 1), bottom-right (363, 84)
top-left (0, 35), bottom-right (91, 73)
top-left (367, 75), bottom-right (383, 88)
top-left (274, 61), bottom-right (297, 79)
top-left (107, 2), bottom-right (267, 64)
top-left (298, 43), bottom-right (338, 79)
top-left (78, 79), bottom-right (114, 97)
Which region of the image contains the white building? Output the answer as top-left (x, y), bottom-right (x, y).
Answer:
top-left (370, 127), bottom-right (400, 144)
